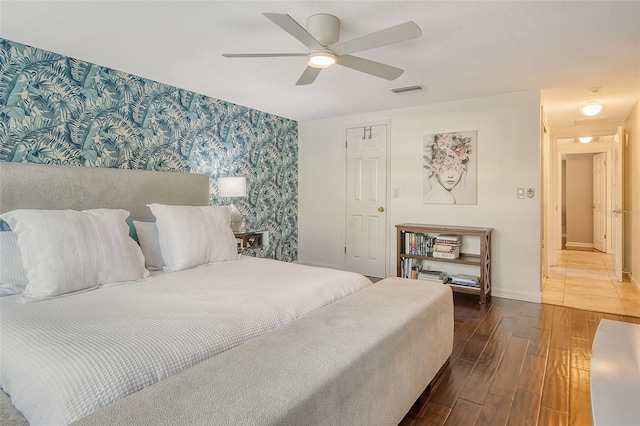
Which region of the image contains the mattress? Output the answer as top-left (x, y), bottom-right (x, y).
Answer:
top-left (0, 256), bottom-right (372, 425)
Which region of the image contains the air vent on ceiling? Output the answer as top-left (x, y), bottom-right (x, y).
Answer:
top-left (391, 85), bottom-right (423, 94)
top-left (574, 118), bottom-right (607, 125)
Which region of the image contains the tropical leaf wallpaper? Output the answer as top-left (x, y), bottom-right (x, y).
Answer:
top-left (0, 38), bottom-right (298, 261)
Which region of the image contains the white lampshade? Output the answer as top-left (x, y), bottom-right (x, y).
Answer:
top-left (219, 176), bottom-right (247, 233)
top-left (218, 176), bottom-right (247, 198)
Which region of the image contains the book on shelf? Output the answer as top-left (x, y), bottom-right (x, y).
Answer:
top-left (401, 257), bottom-right (423, 279)
top-left (435, 234), bottom-right (461, 243)
top-left (401, 231), bottom-right (436, 256)
top-left (419, 276), bottom-right (445, 283)
top-left (418, 270), bottom-right (446, 283)
top-left (451, 274), bottom-right (480, 287)
top-left (453, 273), bottom-right (480, 281)
top-left (420, 269), bottom-right (443, 275)
top-left (432, 249), bottom-right (460, 260)
top-left (449, 282), bottom-right (480, 288)
top-left (435, 242), bottom-right (459, 247)
top-left (433, 244), bottom-right (460, 253)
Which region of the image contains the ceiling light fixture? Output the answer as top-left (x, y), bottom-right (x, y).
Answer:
top-left (578, 137), bottom-right (593, 144)
top-left (580, 102), bottom-right (603, 117)
top-left (307, 51), bottom-right (337, 68)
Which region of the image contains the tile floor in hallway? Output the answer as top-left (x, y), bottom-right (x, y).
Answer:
top-left (542, 249), bottom-right (640, 317)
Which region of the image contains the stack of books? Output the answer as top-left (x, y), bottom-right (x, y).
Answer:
top-left (451, 274), bottom-right (480, 287)
top-left (418, 270), bottom-right (446, 283)
top-left (432, 234), bottom-right (461, 259)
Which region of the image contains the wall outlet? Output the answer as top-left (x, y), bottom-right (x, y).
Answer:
top-left (527, 188), bottom-right (535, 198)
top-left (517, 188), bottom-right (525, 199)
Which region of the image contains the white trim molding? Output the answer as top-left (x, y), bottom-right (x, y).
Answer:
top-left (565, 242), bottom-right (595, 249)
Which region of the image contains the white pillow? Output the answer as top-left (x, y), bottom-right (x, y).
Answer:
top-left (0, 231), bottom-right (28, 296)
top-left (148, 204), bottom-right (238, 272)
top-left (133, 221), bottom-right (165, 271)
top-left (0, 209), bottom-right (150, 301)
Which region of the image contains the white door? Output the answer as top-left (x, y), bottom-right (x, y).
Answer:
top-left (613, 127), bottom-right (624, 281)
top-left (592, 152), bottom-right (606, 252)
top-left (345, 124), bottom-right (387, 278)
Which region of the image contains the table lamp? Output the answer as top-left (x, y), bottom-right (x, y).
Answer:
top-left (218, 176), bottom-right (247, 232)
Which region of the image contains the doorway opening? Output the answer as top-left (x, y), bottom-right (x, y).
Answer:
top-left (554, 135), bottom-right (615, 257)
top-left (561, 151), bottom-right (607, 252)
top-left (542, 131), bottom-right (639, 316)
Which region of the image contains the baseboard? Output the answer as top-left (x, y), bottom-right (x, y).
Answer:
top-left (491, 288), bottom-right (542, 304)
top-left (630, 273), bottom-right (639, 292)
top-left (565, 241), bottom-right (594, 249)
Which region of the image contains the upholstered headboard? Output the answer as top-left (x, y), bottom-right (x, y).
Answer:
top-left (0, 162), bottom-right (210, 219)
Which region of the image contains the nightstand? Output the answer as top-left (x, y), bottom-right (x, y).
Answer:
top-left (234, 231), bottom-right (269, 253)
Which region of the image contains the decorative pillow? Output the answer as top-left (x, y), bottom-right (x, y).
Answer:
top-left (148, 204), bottom-right (238, 272)
top-left (133, 220), bottom-right (165, 271)
top-left (0, 209), bottom-right (150, 301)
top-left (0, 231), bottom-right (28, 296)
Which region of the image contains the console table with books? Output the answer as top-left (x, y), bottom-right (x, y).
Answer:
top-left (395, 223), bottom-right (492, 303)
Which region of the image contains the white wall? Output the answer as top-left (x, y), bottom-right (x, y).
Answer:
top-left (299, 91), bottom-right (542, 303)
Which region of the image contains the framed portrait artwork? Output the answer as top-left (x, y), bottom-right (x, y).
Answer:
top-left (423, 130), bottom-right (477, 205)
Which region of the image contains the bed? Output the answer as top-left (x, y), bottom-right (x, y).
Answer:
top-left (0, 162), bottom-right (454, 425)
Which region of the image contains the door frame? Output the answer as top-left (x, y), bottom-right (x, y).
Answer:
top-left (592, 152), bottom-right (607, 252)
top-left (554, 140), bottom-right (613, 256)
top-left (343, 119), bottom-right (392, 277)
top-left (613, 127), bottom-right (625, 281)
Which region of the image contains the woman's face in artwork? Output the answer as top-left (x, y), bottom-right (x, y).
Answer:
top-left (436, 167), bottom-right (462, 191)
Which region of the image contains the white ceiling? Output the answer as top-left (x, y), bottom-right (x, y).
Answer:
top-left (1, 1), bottom-right (638, 130)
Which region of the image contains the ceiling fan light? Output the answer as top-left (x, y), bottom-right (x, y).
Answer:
top-left (580, 102), bottom-right (603, 116)
top-left (578, 136), bottom-right (593, 144)
top-left (308, 52), bottom-right (336, 68)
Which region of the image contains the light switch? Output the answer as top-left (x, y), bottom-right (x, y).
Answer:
top-left (517, 188), bottom-right (525, 199)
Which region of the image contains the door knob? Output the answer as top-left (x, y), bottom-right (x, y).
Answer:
top-left (378, 207), bottom-right (385, 212)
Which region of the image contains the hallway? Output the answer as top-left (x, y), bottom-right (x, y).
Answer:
top-left (542, 250), bottom-right (640, 317)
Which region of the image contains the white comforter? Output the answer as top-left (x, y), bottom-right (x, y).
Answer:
top-left (0, 256), bottom-right (371, 425)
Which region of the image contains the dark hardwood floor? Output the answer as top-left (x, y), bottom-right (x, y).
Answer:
top-left (400, 293), bottom-right (640, 426)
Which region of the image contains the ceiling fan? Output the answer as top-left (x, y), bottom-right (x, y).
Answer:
top-left (222, 13), bottom-right (422, 86)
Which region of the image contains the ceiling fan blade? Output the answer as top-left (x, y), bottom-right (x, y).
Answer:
top-left (296, 66), bottom-right (322, 86)
top-left (222, 53), bottom-right (307, 58)
top-left (330, 21), bottom-right (421, 56)
top-left (263, 13), bottom-right (324, 51)
top-left (336, 55), bottom-right (404, 80)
